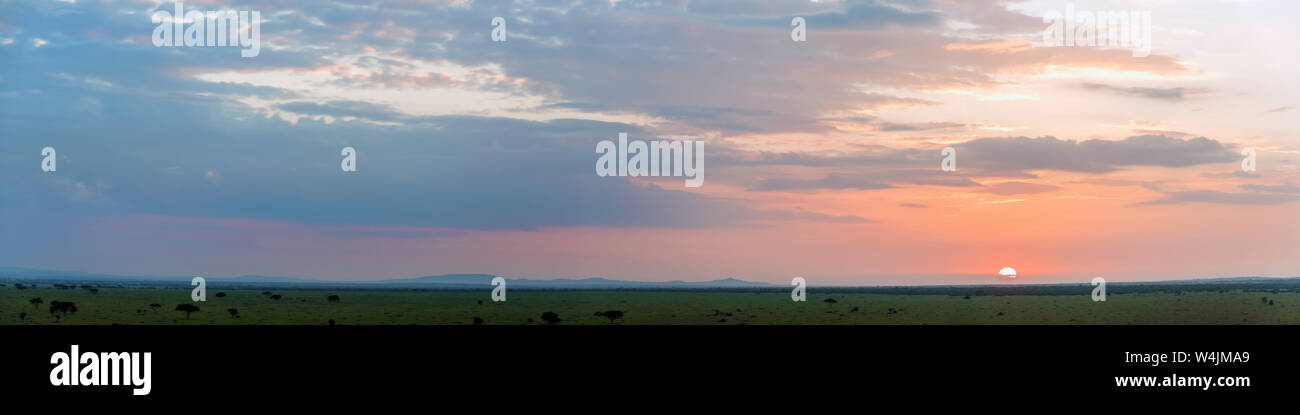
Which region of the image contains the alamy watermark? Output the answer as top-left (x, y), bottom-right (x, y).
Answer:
top-left (191, 277), bottom-right (206, 302)
top-left (596, 132), bottom-right (704, 187)
top-left (41, 147), bottom-right (56, 172)
top-left (50, 345), bottom-right (152, 396)
top-left (1241, 147), bottom-right (1256, 172)
top-left (341, 147), bottom-right (357, 172)
top-left (151, 2), bottom-right (261, 58)
top-left (491, 277), bottom-right (506, 302)
top-left (791, 277), bottom-right (806, 302)
top-left (492, 17), bottom-right (507, 42)
top-left (1092, 277), bottom-right (1106, 302)
top-left (1043, 3), bottom-right (1151, 58)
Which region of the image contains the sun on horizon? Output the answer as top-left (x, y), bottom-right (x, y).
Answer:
top-left (999, 268), bottom-right (1018, 279)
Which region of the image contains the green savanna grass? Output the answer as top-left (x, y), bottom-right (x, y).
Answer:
top-left (3, 287), bottom-right (1299, 325)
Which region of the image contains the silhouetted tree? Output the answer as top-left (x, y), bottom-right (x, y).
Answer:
top-left (473, 317), bottom-right (484, 325)
top-left (262, 291), bottom-right (272, 296)
top-left (328, 319), bottom-right (336, 326)
top-left (598, 310), bottom-right (624, 323)
top-left (227, 308), bottom-right (238, 318)
top-left (850, 306), bottom-right (859, 312)
top-left (270, 294), bottom-right (282, 301)
top-left (48, 301), bottom-right (77, 319)
top-left (14, 283), bottom-right (26, 290)
top-left (477, 300), bottom-right (483, 305)
top-left (327, 295), bottom-right (341, 303)
top-left (19, 312), bottom-right (26, 321)
top-left (823, 298), bottom-right (837, 304)
top-left (149, 303), bottom-right (162, 312)
top-left (175, 304), bottom-right (200, 319)
top-left (541, 312), bottom-right (561, 324)
top-left (215, 292), bottom-right (227, 298)
top-left (88, 288), bottom-right (98, 295)
top-left (29, 298), bottom-right (42, 310)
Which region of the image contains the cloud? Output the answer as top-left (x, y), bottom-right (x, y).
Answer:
top-left (956, 135), bottom-right (1237, 173)
top-left (976, 181), bottom-right (1060, 195)
top-left (898, 202), bottom-right (927, 208)
top-left (1137, 191), bottom-right (1300, 206)
top-left (0, 85), bottom-right (863, 230)
top-left (878, 121), bottom-right (967, 132)
top-left (1080, 83), bottom-right (1210, 101)
top-left (1241, 183), bottom-right (1300, 195)
top-left (276, 100), bottom-right (412, 123)
top-left (749, 175), bottom-right (895, 192)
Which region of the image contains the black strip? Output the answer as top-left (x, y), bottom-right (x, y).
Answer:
top-left (1, 325), bottom-right (1292, 404)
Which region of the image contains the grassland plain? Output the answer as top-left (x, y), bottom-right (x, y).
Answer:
top-left (4, 286), bottom-right (1300, 325)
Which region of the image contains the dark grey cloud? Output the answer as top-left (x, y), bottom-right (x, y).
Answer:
top-left (1080, 83), bottom-right (1210, 101)
top-left (878, 121), bottom-right (966, 132)
top-left (1137, 191), bottom-right (1300, 206)
top-left (741, 167), bottom-right (981, 192)
top-left (277, 100), bottom-right (413, 123)
top-left (1241, 183), bottom-right (1300, 195)
top-left (708, 134), bottom-right (1233, 193)
top-left (749, 175), bottom-right (895, 192)
top-left (956, 135), bottom-right (1237, 173)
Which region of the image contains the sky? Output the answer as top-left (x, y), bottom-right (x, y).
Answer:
top-left (1, 0), bottom-right (1297, 285)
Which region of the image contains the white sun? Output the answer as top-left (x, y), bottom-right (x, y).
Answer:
top-left (998, 267), bottom-right (1017, 278)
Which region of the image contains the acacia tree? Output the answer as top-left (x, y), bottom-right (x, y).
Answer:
top-left (29, 298), bottom-right (42, 310)
top-left (227, 308), bottom-right (239, 318)
top-left (48, 301), bottom-right (77, 320)
top-left (599, 310), bottom-right (624, 323)
top-left (176, 304), bottom-right (200, 319)
top-left (327, 295), bottom-right (341, 303)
